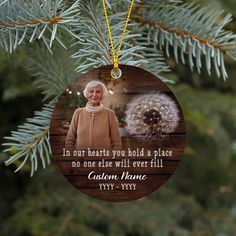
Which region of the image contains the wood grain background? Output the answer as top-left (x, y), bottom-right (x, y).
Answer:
top-left (50, 65), bottom-right (186, 202)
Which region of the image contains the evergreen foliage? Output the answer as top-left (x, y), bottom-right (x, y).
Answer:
top-left (3, 101), bottom-right (55, 176)
top-left (1, 0), bottom-right (236, 175)
top-left (1, 0), bottom-right (236, 234)
top-left (0, 0), bottom-right (80, 53)
top-left (72, 0), bottom-right (170, 81)
top-left (25, 43), bottom-right (78, 100)
top-left (135, 1), bottom-right (236, 79)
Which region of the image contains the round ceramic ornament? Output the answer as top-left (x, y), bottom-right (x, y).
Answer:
top-left (50, 65), bottom-right (186, 202)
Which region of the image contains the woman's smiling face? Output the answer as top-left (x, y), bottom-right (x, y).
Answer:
top-left (88, 85), bottom-right (103, 106)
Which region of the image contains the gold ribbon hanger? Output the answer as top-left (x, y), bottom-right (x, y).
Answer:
top-left (102, 0), bottom-right (135, 79)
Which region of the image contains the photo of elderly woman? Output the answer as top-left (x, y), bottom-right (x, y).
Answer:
top-left (65, 80), bottom-right (122, 150)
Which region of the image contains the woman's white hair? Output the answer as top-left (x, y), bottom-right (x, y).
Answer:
top-left (83, 80), bottom-right (108, 98)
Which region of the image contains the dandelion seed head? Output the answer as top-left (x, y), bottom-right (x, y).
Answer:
top-left (125, 92), bottom-right (180, 140)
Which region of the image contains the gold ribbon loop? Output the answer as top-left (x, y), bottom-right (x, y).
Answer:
top-left (101, 0), bottom-right (135, 76)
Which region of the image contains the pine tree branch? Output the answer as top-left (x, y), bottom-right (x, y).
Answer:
top-left (73, 0), bottom-right (170, 80)
top-left (135, 17), bottom-right (227, 51)
top-left (0, 16), bottom-right (63, 27)
top-left (129, 34), bottom-right (171, 82)
top-left (25, 42), bottom-right (78, 100)
top-left (73, 0), bottom-right (145, 72)
top-left (135, 2), bottom-right (236, 80)
top-left (2, 100), bottom-right (56, 176)
top-left (0, 0), bottom-right (80, 53)
top-left (2, 0), bottom-right (236, 178)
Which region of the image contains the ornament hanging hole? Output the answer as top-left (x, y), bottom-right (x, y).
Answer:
top-left (111, 68), bottom-right (122, 79)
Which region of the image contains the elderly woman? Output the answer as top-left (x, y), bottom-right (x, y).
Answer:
top-left (65, 80), bottom-right (121, 150)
